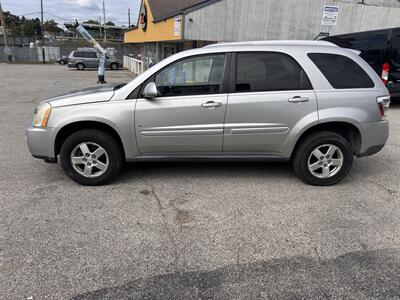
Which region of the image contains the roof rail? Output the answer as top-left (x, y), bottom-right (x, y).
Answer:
top-left (205, 40), bottom-right (338, 48)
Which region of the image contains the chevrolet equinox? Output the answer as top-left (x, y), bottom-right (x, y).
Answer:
top-left (26, 41), bottom-right (390, 186)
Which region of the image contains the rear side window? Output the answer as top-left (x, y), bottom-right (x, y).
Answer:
top-left (308, 53), bottom-right (374, 89)
top-left (235, 52), bottom-right (312, 92)
top-left (84, 52), bottom-right (97, 58)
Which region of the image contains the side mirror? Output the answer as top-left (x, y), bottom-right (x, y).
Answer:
top-left (142, 82), bottom-right (158, 99)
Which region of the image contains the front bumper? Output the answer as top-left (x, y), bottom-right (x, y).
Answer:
top-left (358, 120), bottom-right (389, 157)
top-left (26, 126), bottom-right (56, 161)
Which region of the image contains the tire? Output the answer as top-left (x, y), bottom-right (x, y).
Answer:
top-left (292, 131), bottom-right (353, 186)
top-left (76, 63), bottom-right (85, 71)
top-left (59, 60), bottom-right (66, 65)
top-left (60, 129), bottom-right (123, 185)
top-left (110, 63), bottom-right (118, 70)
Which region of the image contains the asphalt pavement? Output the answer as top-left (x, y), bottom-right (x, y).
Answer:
top-left (0, 63), bottom-right (399, 299)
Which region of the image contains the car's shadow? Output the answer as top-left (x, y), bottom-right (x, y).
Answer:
top-left (114, 160), bottom-right (294, 184)
top-left (71, 248), bottom-right (400, 299)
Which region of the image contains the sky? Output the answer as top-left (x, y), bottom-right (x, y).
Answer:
top-left (2, 0), bottom-right (141, 26)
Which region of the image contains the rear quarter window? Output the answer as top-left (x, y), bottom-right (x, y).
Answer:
top-left (308, 53), bottom-right (375, 89)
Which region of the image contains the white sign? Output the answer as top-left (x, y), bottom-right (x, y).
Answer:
top-left (174, 15), bottom-right (181, 37)
top-left (322, 5), bottom-right (339, 26)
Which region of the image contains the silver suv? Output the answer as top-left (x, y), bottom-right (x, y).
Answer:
top-left (67, 48), bottom-right (121, 71)
top-left (26, 41), bottom-right (390, 186)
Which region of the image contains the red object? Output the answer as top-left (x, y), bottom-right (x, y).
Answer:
top-left (381, 62), bottom-right (390, 84)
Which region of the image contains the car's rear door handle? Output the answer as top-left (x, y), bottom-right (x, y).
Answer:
top-left (288, 96), bottom-right (309, 103)
top-left (201, 101), bottom-right (223, 108)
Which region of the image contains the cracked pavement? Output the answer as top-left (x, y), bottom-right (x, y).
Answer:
top-left (1, 64), bottom-right (400, 299)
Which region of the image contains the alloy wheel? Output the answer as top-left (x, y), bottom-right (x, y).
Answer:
top-left (70, 142), bottom-right (109, 178)
top-left (307, 144), bottom-right (344, 179)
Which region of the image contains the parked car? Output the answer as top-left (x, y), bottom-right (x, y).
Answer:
top-left (26, 41), bottom-right (390, 186)
top-left (57, 55), bottom-right (68, 65)
top-left (324, 27), bottom-right (400, 99)
top-left (67, 48), bottom-right (122, 71)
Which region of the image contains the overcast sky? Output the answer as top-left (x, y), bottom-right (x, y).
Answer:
top-left (2, 0), bottom-right (141, 26)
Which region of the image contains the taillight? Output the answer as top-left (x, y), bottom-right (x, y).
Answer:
top-left (381, 63), bottom-right (390, 84)
top-left (377, 96), bottom-right (390, 119)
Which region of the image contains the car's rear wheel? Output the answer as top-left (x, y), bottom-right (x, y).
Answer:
top-left (76, 63), bottom-right (85, 71)
top-left (110, 63), bottom-right (118, 70)
top-left (60, 129), bottom-right (123, 185)
top-left (59, 60), bottom-right (66, 65)
top-left (292, 131), bottom-right (353, 186)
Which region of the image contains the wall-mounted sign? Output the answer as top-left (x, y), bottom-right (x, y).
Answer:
top-left (174, 15), bottom-right (181, 37)
top-left (140, 4), bottom-right (147, 31)
top-left (322, 5), bottom-right (339, 26)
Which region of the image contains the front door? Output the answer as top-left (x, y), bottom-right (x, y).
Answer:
top-left (223, 52), bottom-right (318, 156)
top-left (135, 53), bottom-right (228, 154)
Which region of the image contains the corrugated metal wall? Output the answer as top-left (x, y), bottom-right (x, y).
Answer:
top-left (184, 0), bottom-right (400, 42)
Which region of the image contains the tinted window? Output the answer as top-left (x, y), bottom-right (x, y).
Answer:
top-left (235, 52), bottom-right (312, 92)
top-left (84, 52), bottom-right (98, 58)
top-left (308, 53), bottom-right (374, 89)
top-left (155, 54), bottom-right (225, 97)
top-left (391, 36), bottom-right (400, 64)
top-left (73, 52), bottom-right (83, 58)
top-left (326, 34), bottom-right (387, 73)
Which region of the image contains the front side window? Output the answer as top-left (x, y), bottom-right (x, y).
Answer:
top-left (235, 52), bottom-right (312, 92)
top-left (73, 52), bottom-right (83, 58)
top-left (155, 54), bottom-right (226, 97)
top-left (308, 53), bottom-right (374, 89)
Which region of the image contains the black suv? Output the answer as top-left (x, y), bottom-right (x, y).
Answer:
top-left (324, 27), bottom-right (400, 99)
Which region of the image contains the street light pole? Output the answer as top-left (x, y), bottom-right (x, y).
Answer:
top-left (40, 0), bottom-right (45, 64)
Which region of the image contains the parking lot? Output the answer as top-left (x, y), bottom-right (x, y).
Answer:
top-left (1, 63), bottom-right (400, 299)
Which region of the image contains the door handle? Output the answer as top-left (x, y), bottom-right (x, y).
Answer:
top-left (201, 101), bottom-right (223, 108)
top-left (288, 96), bottom-right (309, 103)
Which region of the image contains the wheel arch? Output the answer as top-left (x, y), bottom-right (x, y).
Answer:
top-left (291, 121), bottom-right (362, 159)
top-left (54, 121), bottom-right (126, 160)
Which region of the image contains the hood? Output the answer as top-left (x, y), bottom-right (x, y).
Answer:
top-left (42, 84), bottom-right (122, 108)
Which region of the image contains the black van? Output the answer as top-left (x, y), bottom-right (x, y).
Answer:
top-left (324, 27), bottom-right (400, 99)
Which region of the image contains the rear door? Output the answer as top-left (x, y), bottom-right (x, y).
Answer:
top-left (84, 51), bottom-right (99, 68)
top-left (223, 52), bottom-right (317, 156)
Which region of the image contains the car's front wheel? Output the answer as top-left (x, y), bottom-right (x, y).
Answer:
top-left (60, 129), bottom-right (123, 185)
top-left (292, 131), bottom-right (353, 186)
top-left (110, 63), bottom-right (118, 70)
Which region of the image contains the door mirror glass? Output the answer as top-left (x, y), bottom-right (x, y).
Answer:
top-left (142, 82), bottom-right (158, 98)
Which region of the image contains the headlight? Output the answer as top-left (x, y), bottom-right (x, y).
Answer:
top-left (33, 103), bottom-right (52, 127)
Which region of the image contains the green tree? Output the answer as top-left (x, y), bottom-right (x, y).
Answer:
top-left (84, 19), bottom-right (100, 25)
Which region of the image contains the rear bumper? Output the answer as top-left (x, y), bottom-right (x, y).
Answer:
top-left (26, 126), bottom-right (56, 161)
top-left (358, 120), bottom-right (389, 157)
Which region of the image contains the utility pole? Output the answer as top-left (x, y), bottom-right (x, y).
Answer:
top-left (99, 16), bottom-right (102, 39)
top-left (128, 8), bottom-right (131, 28)
top-left (103, 0), bottom-right (107, 42)
top-left (0, 1), bottom-right (12, 61)
top-left (40, 0), bottom-right (45, 64)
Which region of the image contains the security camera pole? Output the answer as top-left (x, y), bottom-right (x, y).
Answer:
top-left (76, 23), bottom-right (107, 84)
